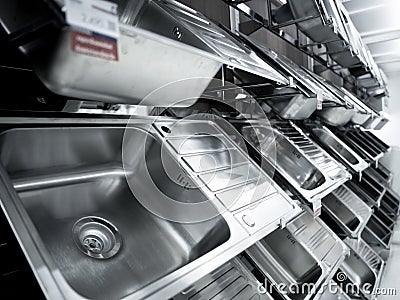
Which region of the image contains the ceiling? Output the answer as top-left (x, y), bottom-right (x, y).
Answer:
top-left (343, 0), bottom-right (400, 77)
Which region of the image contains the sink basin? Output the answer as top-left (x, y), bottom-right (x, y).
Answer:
top-left (246, 211), bottom-right (348, 300)
top-left (0, 126), bottom-right (229, 299)
top-left (380, 189), bottom-right (400, 218)
top-left (315, 106), bottom-right (356, 127)
top-left (249, 228), bottom-right (323, 299)
top-left (240, 124), bottom-right (325, 188)
top-left (173, 255), bottom-right (274, 300)
top-left (335, 238), bottom-right (384, 299)
top-left (338, 252), bottom-right (376, 295)
top-left (233, 120), bottom-right (350, 210)
top-left (324, 196), bottom-right (360, 231)
top-left (310, 128), bottom-right (358, 165)
top-left (334, 129), bottom-right (385, 163)
top-left (306, 125), bottom-right (369, 174)
top-left (346, 171), bottom-right (386, 208)
top-left (362, 215), bottom-right (393, 249)
top-left (321, 185), bottom-right (372, 238)
top-left (274, 136), bottom-right (326, 190)
top-left (240, 124), bottom-right (325, 190)
top-left (0, 118), bottom-right (301, 299)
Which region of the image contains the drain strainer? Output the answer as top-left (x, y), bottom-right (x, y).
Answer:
top-left (72, 216), bottom-right (122, 259)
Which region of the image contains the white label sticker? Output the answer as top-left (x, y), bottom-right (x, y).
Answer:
top-left (65, 0), bottom-right (119, 39)
top-left (317, 92), bottom-right (323, 110)
top-left (312, 198), bottom-right (322, 218)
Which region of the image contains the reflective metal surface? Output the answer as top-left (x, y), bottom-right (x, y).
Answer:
top-left (364, 166), bottom-right (392, 188)
top-left (362, 205), bottom-right (396, 251)
top-left (339, 87), bottom-right (378, 126)
top-left (234, 119), bottom-right (350, 209)
top-left (315, 106), bottom-right (355, 127)
top-left (236, 35), bottom-right (341, 120)
top-left (380, 189), bottom-right (400, 218)
top-left (34, 24), bottom-right (221, 106)
top-left (287, 0), bottom-right (349, 44)
top-left (322, 185), bottom-right (372, 238)
top-left (306, 124), bottom-right (369, 174)
top-left (246, 211), bottom-right (349, 300)
top-left (319, 280), bottom-right (351, 300)
top-left (0, 118), bottom-right (301, 299)
top-left (11, 0), bottom-right (289, 106)
top-left (336, 238), bottom-right (384, 300)
top-left (328, 2), bottom-right (369, 69)
top-left (72, 216), bottom-right (122, 260)
top-left (143, 0), bottom-right (288, 85)
top-left (334, 129), bottom-right (387, 163)
top-left (302, 68), bottom-right (374, 126)
top-left (173, 255), bottom-right (274, 300)
top-left (346, 171), bottom-right (387, 208)
top-left (238, 34), bottom-right (329, 100)
top-left (297, 68), bottom-right (355, 126)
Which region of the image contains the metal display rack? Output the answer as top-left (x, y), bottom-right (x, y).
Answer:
top-left (220, 0), bottom-right (387, 99)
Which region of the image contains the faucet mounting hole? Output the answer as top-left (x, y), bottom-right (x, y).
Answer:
top-left (161, 126), bottom-right (171, 134)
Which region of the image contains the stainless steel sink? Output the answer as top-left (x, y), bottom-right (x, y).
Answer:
top-left (242, 125), bottom-right (326, 190)
top-left (1, 125), bottom-right (227, 299)
top-left (319, 280), bottom-right (351, 300)
top-left (287, 0), bottom-right (349, 45)
top-left (0, 118), bottom-right (301, 299)
top-left (314, 105), bottom-right (356, 127)
top-left (365, 189), bottom-right (399, 260)
top-left (173, 255), bottom-right (274, 300)
top-left (1, 0), bottom-right (288, 106)
top-left (334, 129), bottom-right (387, 164)
top-left (381, 189), bottom-right (400, 218)
top-left (246, 211), bottom-right (349, 300)
top-left (248, 228), bottom-right (323, 298)
top-left (335, 238), bottom-right (384, 300)
top-left (362, 214), bottom-right (394, 250)
top-left (236, 36), bottom-right (339, 120)
top-left (306, 124), bottom-right (369, 174)
top-left (346, 171), bottom-right (387, 208)
top-left (322, 185), bottom-right (372, 238)
top-left (233, 119), bottom-right (350, 211)
top-left (364, 166), bottom-right (392, 188)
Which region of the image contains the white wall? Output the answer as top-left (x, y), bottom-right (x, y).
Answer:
top-left (370, 73), bottom-right (400, 194)
top-left (377, 74), bottom-right (400, 295)
top-left (373, 73), bottom-right (400, 146)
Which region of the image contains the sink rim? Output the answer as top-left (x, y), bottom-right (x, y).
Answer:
top-left (245, 210), bottom-right (349, 300)
top-left (339, 237), bottom-right (385, 299)
top-left (0, 119), bottom-right (302, 300)
top-left (308, 125), bottom-right (369, 174)
top-left (247, 236), bottom-right (328, 300)
top-left (234, 119), bottom-right (350, 205)
top-left (321, 185), bottom-right (373, 239)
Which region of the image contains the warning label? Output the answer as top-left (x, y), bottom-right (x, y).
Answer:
top-left (71, 30), bottom-right (118, 61)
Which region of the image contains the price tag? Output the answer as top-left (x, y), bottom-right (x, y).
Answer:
top-left (65, 0), bottom-right (119, 61)
top-left (65, 0), bottom-right (119, 39)
top-left (312, 198), bottom-right (322, 218)
top-left (317, 92), bottom-right (323, 110)
top-left (288, 76), bottom-right (294, 87)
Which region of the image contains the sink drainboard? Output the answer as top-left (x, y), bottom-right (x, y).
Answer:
top-left (72, 216), bottom-right (122, 260)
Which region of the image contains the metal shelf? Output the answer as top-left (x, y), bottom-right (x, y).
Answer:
top-left (220, 0), bottom-right (387, 98)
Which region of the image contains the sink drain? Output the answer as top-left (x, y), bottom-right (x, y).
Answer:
top-left (72, 216), bottom-right (122, 259)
